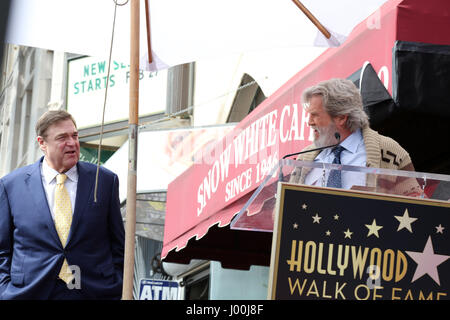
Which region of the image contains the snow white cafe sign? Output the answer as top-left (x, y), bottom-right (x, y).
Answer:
top-left (164, 93), bottom-right (316, 248)
top-left (269, 185), bottom-right (449, 300)
top-left (66, 56), bottom-right (167, 128)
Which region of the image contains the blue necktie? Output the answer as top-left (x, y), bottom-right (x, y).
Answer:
top-left (327, 146), bottom-right (345, 188)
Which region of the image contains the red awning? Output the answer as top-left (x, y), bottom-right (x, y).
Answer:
top-left (162, 0), bottom-right (450, 269)
top-left (162, 190), bottom-right (274, 269)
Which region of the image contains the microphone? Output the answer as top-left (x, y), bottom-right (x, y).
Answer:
top-left (278, 132), bottom-right (341, 181)
top-left (282, 132), bottom-right (341, 159)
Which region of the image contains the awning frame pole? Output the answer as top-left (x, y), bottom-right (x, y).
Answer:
top-left (291, 0), bottom-right (331, 39)
top-left (122, 0), bottom-right (139, 300)
top-left (144, 0), bottom-right (153, 64)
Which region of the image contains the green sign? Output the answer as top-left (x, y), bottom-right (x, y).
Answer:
top-left (80, 147), bottom-right (115, 165)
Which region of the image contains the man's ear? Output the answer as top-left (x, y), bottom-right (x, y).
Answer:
top-left (37, 136), bottom-right (46, 153)
top-left (334, 115), bottom-right (348, 129)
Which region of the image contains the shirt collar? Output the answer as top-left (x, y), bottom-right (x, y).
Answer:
top-left (315, 128), bottom-right (363, 160)
top-left (340, 128), bottom-right (363, 154)
top-left (42, 158), bottom-right (79, 184)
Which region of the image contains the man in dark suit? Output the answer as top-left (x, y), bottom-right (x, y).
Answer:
top-left (0, 110), bottom-right (125, 299)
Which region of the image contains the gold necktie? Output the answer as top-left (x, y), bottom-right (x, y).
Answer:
top-left (54, 173), bottom-right (73, 284)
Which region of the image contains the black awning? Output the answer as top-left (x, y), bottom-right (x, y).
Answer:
top-left (363, 41), bottom-right (450, 175)
top-left (360, 63), bottom-right (396, 127)
top-left (393, 41), bottom-right (450, 117)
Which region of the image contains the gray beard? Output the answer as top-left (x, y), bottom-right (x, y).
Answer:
top-left (312, 123), bottom-right (339, 148)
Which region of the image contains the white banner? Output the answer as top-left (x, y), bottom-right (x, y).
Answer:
top-left (6, 0), bottom-right (387, 71)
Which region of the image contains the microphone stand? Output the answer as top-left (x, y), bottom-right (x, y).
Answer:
top-left (278, 132), bottom-right (341, 181)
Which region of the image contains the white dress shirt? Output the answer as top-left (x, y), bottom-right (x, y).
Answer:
top-left (41, 159), bottom-right (78, 220)
top-left (304, 128), bottom-right (367, 189)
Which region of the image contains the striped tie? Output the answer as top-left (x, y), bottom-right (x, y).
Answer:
top-left (54, 173), bottom-right (73, 284)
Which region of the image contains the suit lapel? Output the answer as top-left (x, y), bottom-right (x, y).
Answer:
top-left (67, 161), bottom-right (94, 245)
top-left (26, 157), bottom-right (62, 246)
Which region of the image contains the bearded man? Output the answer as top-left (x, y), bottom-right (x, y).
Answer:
top-left (289, 78), bottom-right (421, 196)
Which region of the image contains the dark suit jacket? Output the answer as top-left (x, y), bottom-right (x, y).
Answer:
top-left (0, 157), bottom-right (125, 299)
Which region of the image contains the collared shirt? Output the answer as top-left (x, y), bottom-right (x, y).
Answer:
top-left (304, 128), bottom-right (367, 189)
top-left (41, 158), bottom-right (78, 220)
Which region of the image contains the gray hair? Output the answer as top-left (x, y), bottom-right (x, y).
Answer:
top-left (302, 78), bottom-right (369, 131)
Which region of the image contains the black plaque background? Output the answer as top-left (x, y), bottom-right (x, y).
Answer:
top-left (271, 185), bottom-right (449, 300)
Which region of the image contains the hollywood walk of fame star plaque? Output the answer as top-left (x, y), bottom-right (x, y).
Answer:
top-left (268, 184), bottom-right (450, 300)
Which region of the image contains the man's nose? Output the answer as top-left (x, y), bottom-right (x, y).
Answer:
top-left (66, 136), bottom-right (77, 145)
